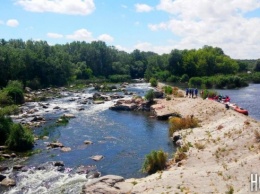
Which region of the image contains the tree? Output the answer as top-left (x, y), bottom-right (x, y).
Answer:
top-left (254, 59), bottom-right (260, 72)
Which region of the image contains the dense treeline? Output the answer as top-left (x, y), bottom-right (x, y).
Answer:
top-left (0, 39), bottom-right (260, 89)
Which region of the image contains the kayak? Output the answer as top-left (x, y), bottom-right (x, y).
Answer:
top-left (234, 106), bottom-right (248, 115)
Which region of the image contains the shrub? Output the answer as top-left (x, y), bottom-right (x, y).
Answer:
top-left (142, 150), bottom-right (168, 174)
top-left (0, 115), bottom-right (13, 145)
top-left (3, 80), bottom-right (24, 104)
top-left (162, 85), bottom-right (173, 95)
top-left (149, 78), bottom-right (158, 87)
top-left (145, 89), bottom-right (155, 102)
top-left (252, 72), bottom-right (260, 83)
top-left (5, 123), bottom-right (34, 151)
top-left (169, 116), bottom-right (199, 136)
top-left (0, 91), bottom-right (12, 106)
top-left (200, 89), bottom-right (218, 99)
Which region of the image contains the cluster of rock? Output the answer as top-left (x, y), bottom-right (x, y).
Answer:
top-left (109, 97), bottom-right (150, 111)
top-left (82, 175), bottom-right (133, 194)
top-left (0, 146), bottom-right (17, 160)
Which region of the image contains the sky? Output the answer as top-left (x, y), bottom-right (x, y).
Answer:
top-left (1, 0), bottom-right (260, 59)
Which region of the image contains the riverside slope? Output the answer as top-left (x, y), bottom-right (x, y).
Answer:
top-left (83, 91), bottom-right (260, 193)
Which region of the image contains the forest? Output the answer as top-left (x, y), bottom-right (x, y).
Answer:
top-left (0, 38), bottom-right (260, 90)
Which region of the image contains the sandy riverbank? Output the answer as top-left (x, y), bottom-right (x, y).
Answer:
top-left (125, 91), bottom-right (260, 193)
top-left (82, 86), bottom-right (260, 193)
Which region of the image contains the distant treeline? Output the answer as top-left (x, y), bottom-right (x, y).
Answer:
top-left (0, 39), bottom-right (260, 89)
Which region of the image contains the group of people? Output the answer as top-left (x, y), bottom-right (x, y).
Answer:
top-left (185, 88), bottom-right (198, 98)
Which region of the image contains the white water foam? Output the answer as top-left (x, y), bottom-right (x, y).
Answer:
top-left (5, 169), bottom-right (87, 194)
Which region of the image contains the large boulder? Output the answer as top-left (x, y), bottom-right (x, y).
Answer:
top-left (154, 90), bottom-right (164, 98)
top-left (82, 175), bottom-right (133, 194)
top-left (0, 178), bottom-right (16, 187)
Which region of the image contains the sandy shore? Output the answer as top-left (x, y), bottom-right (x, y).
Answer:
top-left (125, 88), bottom-right (260, 193)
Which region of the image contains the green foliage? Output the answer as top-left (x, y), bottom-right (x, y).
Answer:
top-left (189, 77), bottom-right (203, 88)
top-left (162, 85), bottom-right (173, 95)
top-left (0, 91), bottom-right (12, 105)
top-left (3, 80), bottom-right (24, 104)
top-left (252, 72), bottom-right (260, 83)
top-left (180, 74), bottom-right (189, 83)
top-left (57, 115), bottom-right (70, 125)
top-left (108, 74), bottom-right (131, 83)
top-left (200, 89), bottom-right (218, 99)
top-left (166, 75), bottom-right (180, 83)
top-left (0, 106), bottom-right (33, 151)
top-left (189, 75), bottom-right (248, 89)
top-left (149, 77), bottom-right (158, 87)
top-left (145, 89), bottom-right (155, 102)
top-left (142, 150), bottom-right (168, 174)
top-left (254, 59), bottom-right (260, 72)
top-left (0, 115), bottom-right (13, 145)
top-left (0, 39), bottom-right (250, 90)
top-left (5, 123), bottom-right (34, 151)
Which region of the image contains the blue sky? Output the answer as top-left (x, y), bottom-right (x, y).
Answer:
top-left (1, 0), bottom-right (260, 59)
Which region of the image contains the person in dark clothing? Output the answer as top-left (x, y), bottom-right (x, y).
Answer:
top-left (191, 88), bottom-right (194, 98)
top-left (186, 88), bottom-right (189, 97)
top-left (195, 88), bottom-right (198, 98)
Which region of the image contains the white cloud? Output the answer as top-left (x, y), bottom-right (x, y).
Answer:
top-left (98, 34), bottom-right (114, 42)
top-left (47, 33), bottom-right (63, 39)
top-left (134, 42), bottom-right (172, 54)
top-left (135, 3), bottom-right (153, 12)
top-left (152, 0), bottom-right (260, 59)
top-left (16, 0), bottom-right (95, 15)
top-left (6, 19), bottom-right (19, 27)
top-left (66, 29), bottom-right (93, 41)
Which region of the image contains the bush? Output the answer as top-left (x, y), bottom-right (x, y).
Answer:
top-left (252, 72), bottom-right (260, 83)
top-left (108, 74), bottom-right (131, 83)
top-left (0, 115), bottom-right (13, 145)
top-left (5, 123), bottom-right (34, 151)
top-left (0, 91), bottom-right (12, 106)
top-left (145, 89), bottom-right (155, 102)
top-left (3, 80), bottom-right (24, 104)
top-left (200, 89), bottom-right (218, 99)
top-left (142, 150), bottom-right (168, 174)
top-left (169, 116), bottom-right (199, 136)
top-left (149, 78), bottom-right (158, 87)
top-left (162, 85), bottom-right (173, 95)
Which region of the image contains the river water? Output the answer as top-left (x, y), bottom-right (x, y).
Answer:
top-left (1, 83), bottom-right (260, 193)
top-left (1, 83), bottom-right (174, 194)
top-left (215, 83), bottom-right (260, 120)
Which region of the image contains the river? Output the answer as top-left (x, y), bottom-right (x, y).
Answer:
top-left (1, 83), bottom-right (174, 194)
top-left (215, 84), bottom-right (260, 120)
top-left (1, 83), bottom-right (260, 193)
